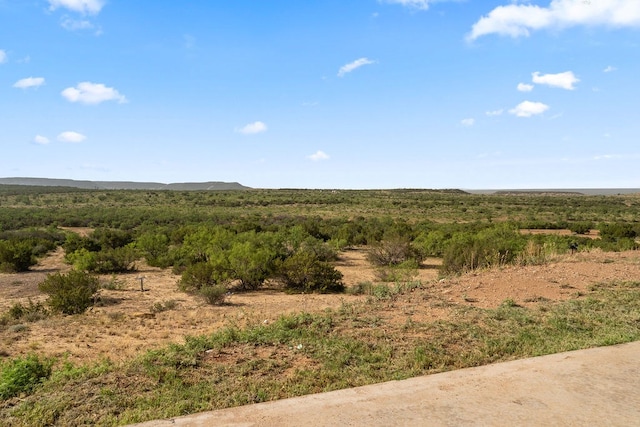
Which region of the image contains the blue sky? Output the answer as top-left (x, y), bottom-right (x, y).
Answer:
top-left (1, 0), bottom-right (639, 189)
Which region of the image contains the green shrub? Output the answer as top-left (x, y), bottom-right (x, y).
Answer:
top-left (38, 270), bottom-right (99, 315)
top-left (441, 225), bottom-right (524, 275)
top-left (92, 245), bottom-right (138, 273)
top-left (568, 222), bottom-right (593, 235)
top-left (67, 246), bottom-right (138, 274)
top-left (0, 240), bottom-right (37, 272)
top-left (374, 259), bottom-right (420, 282)
top-left (136, 232), bottom-right (172, 267)
top-left (179, 262), bottom-right (219, 292)
top-left (276, 251), bottom-right (344, 294)
top-left (226, 241), bottom-right (275, 290)
top-left (0, 354), bottom-right (53, 400)
top-left (199, 285), bottom-right (228, 305)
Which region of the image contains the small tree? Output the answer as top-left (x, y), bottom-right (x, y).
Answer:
top-left (38, 270), bottom-right (99, 315)
top-left (276, 251), bottom-right (344, 294)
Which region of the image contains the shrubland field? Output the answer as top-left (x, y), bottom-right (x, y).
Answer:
top-left (1, 186), bottom-right (640, 425)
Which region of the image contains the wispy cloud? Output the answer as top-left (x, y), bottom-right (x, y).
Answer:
top-left (517, 83), bottom-right (534, 92)
top-left (13, 77), bottom-right (45, 89)
top-left (308, 150), bottom-right (330, 161)
top-left (0, 50), bottom-right (6, 64)
top-left (603, 65), bottom-right (617, 73)
top-left (61, 82), bottom-right (127, 105)
top-left (34, 135), bottom-right (51, 145)
top-left (237, 121), bottom-right (268, 135)
top-left (509, 101), bottom-right (549, 118)
top-left (61, 17), bottom-right (96, 31)
top-left (48, 0), bottom-right (105, 15)
top-left (338, 58), bottom-right (375, 77)
top-left (593, 154), bottom-right (622, 160)
top-left (381, 0), bottom-right (432, 10)
top-left (57, 131), bottom-right (87, 143)
top-left (486, 109), bottom-right (504, 117)
top-left (461, 118), bottom-right (475, 127)
top-left (532, 71), bottom-right (579, 90)
top-left (468, 0), bottom-right (640, 41)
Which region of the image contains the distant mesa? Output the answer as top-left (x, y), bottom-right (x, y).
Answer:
top-left (0, 177), bottom-right (251, 191)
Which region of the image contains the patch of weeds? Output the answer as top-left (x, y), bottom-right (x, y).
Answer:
top-left (5, 299), bottom-right (49, 324)
top-left (9, 324), bottom-right (28, 333)
top-left (199, 285), bottom-right (228, 305)
top-left (0, 354), bottom-right (53, 400)
top-left (151, 300), bottom-right (179, 313)
top-left (101, 275), bottom-right (126, 291)
top-left (523, 296), bottom-right (551, 303)
top-left (107, 311), bottom-right (126, 322)
top-left (501, 298), bottom-right (520, 308)
top-left (347, 281), bottom-right (373, 296)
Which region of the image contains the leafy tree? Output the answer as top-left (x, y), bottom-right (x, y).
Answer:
top-left (226, 241), bottom-right (275, 290)
top-left (276, 251), bottom-right (344, 294)
top-left (178, 262), bottom-right (219, 292)
top-left (135, 232), bottom-right (171, 267)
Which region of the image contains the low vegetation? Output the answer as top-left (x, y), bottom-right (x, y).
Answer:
top-left (0, 280), bottom-right (638, 425)
top-left (1, 185), bottom-right (640, 425)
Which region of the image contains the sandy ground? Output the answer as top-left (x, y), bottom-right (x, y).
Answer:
top-left (1, 231), bottom-right (640, 364)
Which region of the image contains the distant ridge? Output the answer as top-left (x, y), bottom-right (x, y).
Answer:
top-left (466, 189), bottom-right (640, 196)
top-left (0, 177), bottom-right (250, 191)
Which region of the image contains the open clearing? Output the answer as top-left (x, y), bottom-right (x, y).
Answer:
top-left (2, 229), bottom-right (639, 366)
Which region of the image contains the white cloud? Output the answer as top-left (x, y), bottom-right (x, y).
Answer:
top-left (237, 121), bottom-right (268, 135)
top-left (57, 131), bottom-right (87, 143)
top-left (532, 71), bottom-right (579, 90)
top-left (61, 17), bottom-right (94, 31)
top-left (34, 135), bottom-right (50, 145)
top-left (468, 0), bottom-right (640, 41)
top-left (517, 83), bottom-right (534, 92)
top-left (461, 118), bottom-right (475, 127)
top-left (509, 101), bottom-right (550, 117)
top-left (61, 82), bottom-right (127, 105)
top-left (381, 0), bottom-right (432, 10)
top-left (338, 58), bottom-right (375, 77)
top-left (0, 50), bottom-right (6, 64)
top-left (13, 77), bottom-right (45, 89)
top-left (594, 154), bottom-right (621, 160)
top-left (308, 150), bottom-right (330, 161)
top-left (603, 65), bottom-right (617, 72)
top-left (486, 109), bottom-right (504, 116)
top-left (48, 0), bottom-right (105, 15)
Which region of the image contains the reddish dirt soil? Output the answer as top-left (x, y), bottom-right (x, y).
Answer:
top-left (1, 230), bottom-right (639, 365)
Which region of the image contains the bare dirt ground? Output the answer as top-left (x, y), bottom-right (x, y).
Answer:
top-left (1, 230), bottom-right (640, 365)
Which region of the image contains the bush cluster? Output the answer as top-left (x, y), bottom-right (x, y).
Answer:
top-left (38, 270), bottom-right (99, 315)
